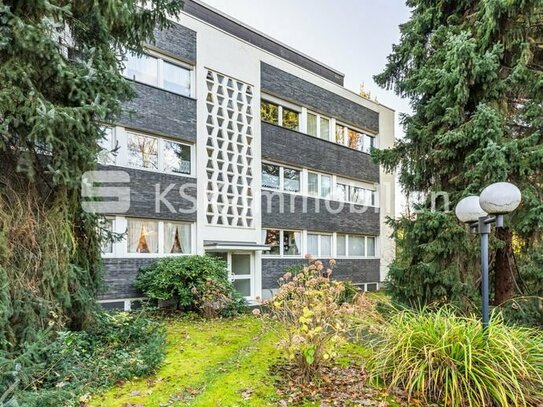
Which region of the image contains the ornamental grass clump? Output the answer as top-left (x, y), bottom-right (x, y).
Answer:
top-left (371, 308), bottom-right (543, 407)
top-left (267, 258), bottom-right (350, 383)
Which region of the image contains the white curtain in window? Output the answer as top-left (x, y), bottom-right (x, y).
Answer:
top-left (127, 219), bottom-right (143, 253)
top-left (164, 223), bottom-right (191, 254)
top-left (321, 235), bottom-right (332, 257)
top-left (293, 232), bottom-right (301, 255)
top-left (144, 221), bottom-right (158, 253)
top-left (307, 234), bottom-right (318, 256)
top-left (180, 224), bottom-right (191, 253)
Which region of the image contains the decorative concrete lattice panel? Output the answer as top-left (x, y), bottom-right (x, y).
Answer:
top-left (205, 70), bottom-right (254, 227)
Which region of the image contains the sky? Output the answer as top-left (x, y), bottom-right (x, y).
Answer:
top-left (199, 0), bottom-right (412, 137)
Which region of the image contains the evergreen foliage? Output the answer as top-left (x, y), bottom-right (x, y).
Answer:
top-left (0, 0), bottom-right (182, 350)
top-left (375, 0), bottom-right (543, 310)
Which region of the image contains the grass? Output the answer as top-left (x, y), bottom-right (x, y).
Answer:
top-left (91, 315), bottom-right (283, 406)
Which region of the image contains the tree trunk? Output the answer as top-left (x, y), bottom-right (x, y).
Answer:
top-left (493, 228), bottom-right (516, 305)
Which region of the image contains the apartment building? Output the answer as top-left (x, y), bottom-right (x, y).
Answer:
top-left (97, 0), bottom-right (396, 310)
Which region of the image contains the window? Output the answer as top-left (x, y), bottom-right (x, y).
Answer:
top-left (127, 133), bottom-right (158, 170)
top-left (164, 222), bottom-right (191, 254)
top-left (263, 229), bottom-right (281, 255)
top-left (98, 127), bottom-right (116, 165)
top-left (320, 117), bottom-right (331, 141)
top-left (282, 108), bottom-right (299, 131)
top-left (125, 218), bottom-right (192, 255)
top-left (283, 167), bottom-right (301, 192)
top-left (262, 163), bottom-right (280, 190)
top-left (307, 113), bottom-right (318, 137)
top-left (348, 235), bottom-right (365, 257)
top-left (321, 235), bottom-right (332, 257)
top-left (336, 183), bottom-right (348, 201)
top-left (261, 98), bottom-right (300, 130)
top-left (124, 52), bottom-right (158, 87)
top-left (306, 112), bottom-right (331, 141)
top-left (367, 236), bottom-right (376, 257)
top-left (337, 234), bottom-right (346, 257)
top-left (101, 219), bottom-right (114, 254)
top-left (307, 233), bottom-right (332, 258)
top-left (163, 60), bottom-right (191, 95)
top-left (163, 140), bottom-right (191, 175)
top-left (335, 122), bottom-right (375, 153)
top-left (321, 175), bottom-right (331, 198)
top-left (336, 124), bottom-right (345, 144)
top-left (336, 234), bottom-right (377, 258)
top-left (261, 101), bottom-right (279, 125)
top-left (262, 229), bottom-right (301, 257)
top-left (308, 172), bottom-right (319, 196)
top-left (261, 163), bottom-right (302, 193)
top-left (127, 219), bottom-right (159, 254)
top-left (336, 178), bottom-right (376, 206)
top-left (123, 51), bottom-right (192, 97)
top-left (283, 230), bottom-right (301, 256)
top-left (307, 234), bottom-right (319, 256)
top-left (125, 131), bottom-right (192, 175)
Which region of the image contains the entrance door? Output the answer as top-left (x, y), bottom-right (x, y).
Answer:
top-left (230, 253), bottom-right (253, 298)
top-left (207, 252), bottom-right (254, 299)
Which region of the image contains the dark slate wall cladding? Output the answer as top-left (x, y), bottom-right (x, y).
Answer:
top-left (182, 0), bottom-right (344, 86)
top-left (261, 192), bottom-right (380, 235)
top-left (261, 122), bottom-right (380, 183)
top-left (152, 23), bottom-right (197, 63)
top-left (101, 258), bottom-right (155, 299)
top-left (97, 165), bottom-right (197, 221)
top-left (120, 82), bottom-right (196, 142)
top-left (261, 63), bottom-right (379, 133)
top-left (261, 258), bottom-right (380, 290)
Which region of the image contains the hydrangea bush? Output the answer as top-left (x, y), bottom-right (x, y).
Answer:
top-left (266, 257), bottom-right (352, 382)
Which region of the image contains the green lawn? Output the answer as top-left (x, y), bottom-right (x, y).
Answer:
top-left (91, 314), bottom-right (394, 407)
top-left (92, 315), bottom-right (282, 406)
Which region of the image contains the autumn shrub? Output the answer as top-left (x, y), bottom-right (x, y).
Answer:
top-left (370, 308), bottom-right (543, 407)
top-left (135, 255), bottom-right (246, 318)
top-left (267, 258), bottom-right (351, 383)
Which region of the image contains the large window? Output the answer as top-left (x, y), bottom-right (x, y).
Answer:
top-left (126, 218), bottom-right (192, 255)
top-left (123, 51), bottom-right (192, 97)
top-left (261, 100), bottom-right (300, 131)
top-left (337, 234), bottom-right (377, 258)
top-left (262, 229), bottom-right (301, 256)
top-left (261, 163), bottom-right (301, 193)
top-left (125, 131), bottom-right (192, 175)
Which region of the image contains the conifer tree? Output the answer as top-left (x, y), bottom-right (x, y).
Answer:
top-left (0, 0), bottom-right (181, 348)
top-left (375, 1), bottom-right (543, 309)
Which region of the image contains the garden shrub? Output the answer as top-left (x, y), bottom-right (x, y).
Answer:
top-left (0, 310), bottom-right (165, 407)
top-left (135, 255), bottom-right (246, 317)
top-left (267, 259), bottom-right (350, 383)
top-left (370, 308), bottom-right (543, 407)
